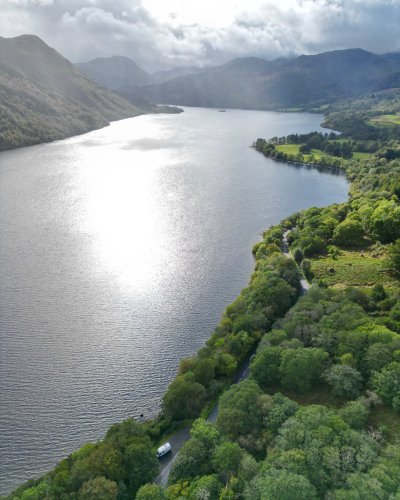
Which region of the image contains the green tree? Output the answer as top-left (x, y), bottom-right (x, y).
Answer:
top-left (338, 401), bottom-right (369, 429)
top-left (78, 476), bottom-right (118, 500)
top-left (293, 248), bottom-right (304, 265)
top-left (190, 419), bottom-right (220, 449)
top-left (260, 393), bottom-right (299, 434)
top-left (193, 358), bottom-right (216, 387)
top-left (217, 380), bottom-right (263, 439)
top-left (276, 405), bottom-right (378, 494)
top-left (135, 483), bottom-right (165, 500)
top-left (245, 469), bottom-right (317, 500)
top-left (251, 346), bottom-right (283, 389)
top-left (70, 442), bottom-right (124, 491)
top-left (388, 239), bottom-right (400, 274)
top-left (124, 443), bottom-right (159, 494)
top-left (371, 200), bottom-right (400, 243)
top-left (333, 219), bottom-right (365, 247)
top-left (365, 343), bottom-right (393, 374)
top-left (189, 475), bottom-right (223, 500)
top-left (280, 348), bottom-right (328, 392)
top-left (162, 376), bottom-right (206, 420)
top-left (324, 364), bottom-right (363, 400)
top-left (373, 362), bottom-right (400, 411)
top-left (213, 442), bottom-right (243, 483)
top-left (168, 439), bottom-right (210, 484)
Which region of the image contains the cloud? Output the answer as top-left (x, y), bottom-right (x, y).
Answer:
top-left (0, 0), bottom-right (399, 71)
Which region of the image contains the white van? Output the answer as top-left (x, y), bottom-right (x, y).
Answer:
top-left (156, 442), bottom-right (172, 458)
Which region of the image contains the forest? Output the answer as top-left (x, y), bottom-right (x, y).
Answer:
top-left (5, 95), bottom-right (400, 499)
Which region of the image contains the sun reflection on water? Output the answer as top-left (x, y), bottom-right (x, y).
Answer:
top-left (77, 143), bottom-right (170, 291)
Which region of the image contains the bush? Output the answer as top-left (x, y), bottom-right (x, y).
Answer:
top-left (280, 348), bottom-right (329, 392)
top-left (388, 239), bottom-right (400, 274)
top-left (373, 362), bottom-right (400, 412)
top-left (333, 219), bottom-right (365, 247)
top-left (251, 346), bottom-right (283, 389)
top-left (324, 364), bottom-right (363, 400)
top-left (338, 401), bottom-right (369, 429)
top-left (293, 248), bottom-right (303, 264)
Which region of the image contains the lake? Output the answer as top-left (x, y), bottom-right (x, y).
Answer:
top-left (0, 107), bottom-right (348, 493)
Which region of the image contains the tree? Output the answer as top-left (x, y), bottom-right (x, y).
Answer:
top-left (388, 239), bottom-right (400, 274)
top-left (331, 473), bottom-right (386, 499)
top-left (338, 401), bottom-right (369, 429)
top-left (193, 358), bottom-right (216, 387)
top-left (276, 405), bottom-right (378, 494)
top-left (371, 284), bottom-right (387, 303)
top-left (373, 362), bottom-right (400, 412)
top-left (324, 364), bottom-right (363, 400)
top-left (245, 469), bottom-right (317, 500)
top-left (280, 348), bottom-right (328, 392)
top-left (293, 247), bottom-right (303, 265)
top-left (189, 475), bottom-right (223, 500)
top-left (162, 376), bottom-right (206, 420)
top-left (260, 393), bottom-right (299, 434)
top-left (213, 442), bottom-right (243, 483)
top-left (78, 476), bottom-right (118, 500)
top-left (124, 443), bottom-right (159, 494)
top-left (135, 483), bottom-right (165, 500)
top-left (70, 442), bottom-right (124, 491)
top-left (365, 343), bottom-right (393, 374)
top-left (215, 353), bottom-right (238, 378)
top-left (300, 144), bottom-right (311, 154)
top-left (190, 419), bottom-right (220, 449)
top-left (251, 346), bottom-right (283, 388)
top-left (169, 439), bottom-right (210, 484)
top-left (333, 219), bottom-right (365, 247)
top-left (217, 380), bottom-right (263, 438)
top-left (371, 201), bottom-right (400, 243)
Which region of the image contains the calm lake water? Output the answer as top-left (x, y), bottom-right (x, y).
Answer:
top-left (0, 107), bottom-right (348, 493)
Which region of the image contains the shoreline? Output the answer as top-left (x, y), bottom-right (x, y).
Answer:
top-left (3, 116), bottom-right (349, 498)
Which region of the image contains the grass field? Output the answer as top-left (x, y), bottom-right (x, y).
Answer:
top-left (275, 144), bottom-right (371, 162)
top-left (311, 250), bottom-right (398, 288)
top-left (280, 386), bottom-right (342, 408)
top-left (369, 114), bottom-right (400, 127)
top-left (352, 151), bottom-right (372, 160)
top-left (275, 144), bottom-right (301, 154)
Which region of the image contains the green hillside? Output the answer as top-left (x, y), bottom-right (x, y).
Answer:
top-left (0, 35), bottom-right (141, 150)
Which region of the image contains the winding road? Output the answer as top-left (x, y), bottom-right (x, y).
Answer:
top-left (155, 230), bottom-right (308, 486)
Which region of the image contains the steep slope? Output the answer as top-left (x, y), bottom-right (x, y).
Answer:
top-left (140, 49), bottom-right (400, 110)
top-left (0, 35), bottom-right (141, 150)
top-left (76, 55), bottom-right (152, 89)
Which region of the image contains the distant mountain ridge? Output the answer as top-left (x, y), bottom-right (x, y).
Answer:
top-left (76, 55), bottom-right (152, 89)
top-left (0, 35), bottom-right (141, 150)
top-left (76, 56), bottom-right (205, 89)
top-left (138, 49), bottom-right (400, 110)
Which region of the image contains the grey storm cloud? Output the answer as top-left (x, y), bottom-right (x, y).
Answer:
top-left (0, 0), bottom-right (399, 70)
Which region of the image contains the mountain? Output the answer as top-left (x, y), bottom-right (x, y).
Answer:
top-left (76, 55), bottom-right (152, 89)
top-left (0, 35), bottom-right (141, 150)
top-left (139, 49), bottom-right (400, 110)
top-left (76, 56), bottom-right (206, 88)
top-left (113, 85), bottom-right (182, 115)
top-left (151, 66), bottom-right (206, 84)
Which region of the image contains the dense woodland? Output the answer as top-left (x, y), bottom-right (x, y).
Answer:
top-left (5, 91), bottom-right (400, 499)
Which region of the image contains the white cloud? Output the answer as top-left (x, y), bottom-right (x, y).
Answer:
top-left (0, 0), bottom-right (399, 70)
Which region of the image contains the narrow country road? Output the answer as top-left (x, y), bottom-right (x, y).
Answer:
top-left (155, 229), bottom-right (309, 487)
top-left (154, 358), bottom-right (252, 486)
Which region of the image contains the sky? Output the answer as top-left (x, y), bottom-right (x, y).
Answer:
top-left (0, 0), bottom-right (399, 71)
